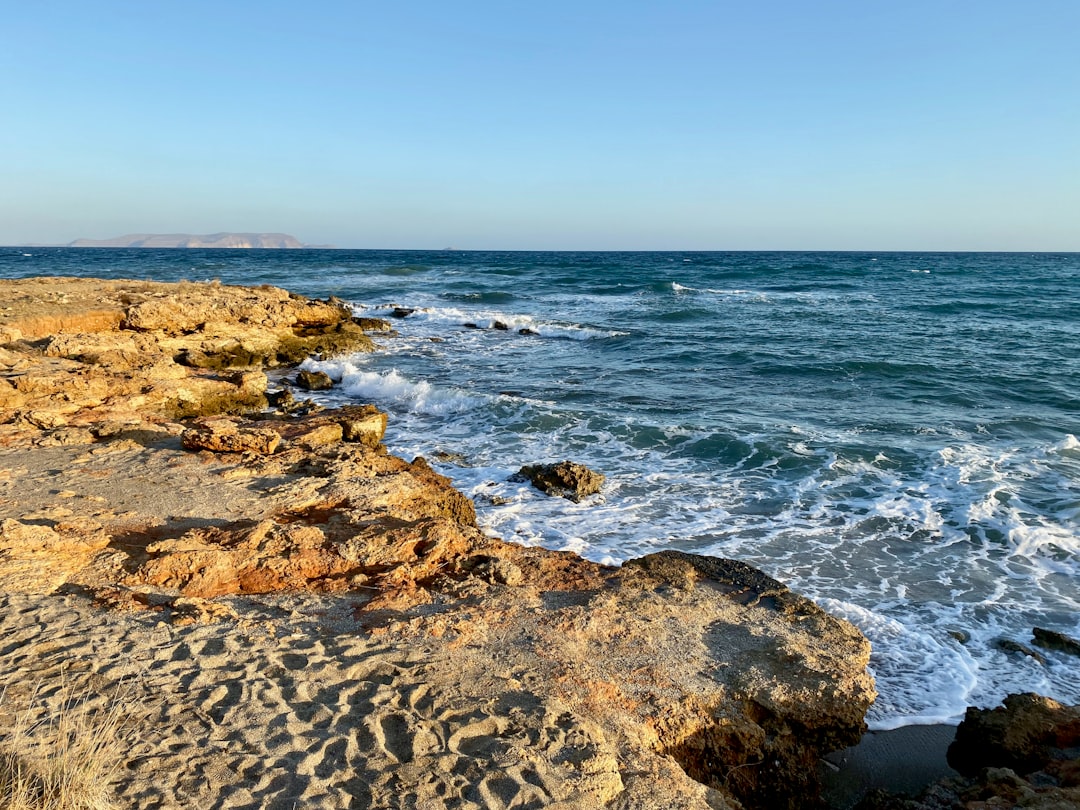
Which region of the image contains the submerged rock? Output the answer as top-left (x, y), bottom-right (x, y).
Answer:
top-left (514, 460), bottom-right (605, 502)
top-left (997, 638), bottom-right (1048, 665)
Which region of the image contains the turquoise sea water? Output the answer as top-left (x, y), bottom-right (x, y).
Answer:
top-left (3, 248), bottom-right (1079, 729)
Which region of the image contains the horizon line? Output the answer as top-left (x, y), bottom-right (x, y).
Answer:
top-left (4, 244), bottom-right (1080, 255)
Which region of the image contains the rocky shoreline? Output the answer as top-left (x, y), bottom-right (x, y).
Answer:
top-left (0, 277), bottom-right (1073, 809)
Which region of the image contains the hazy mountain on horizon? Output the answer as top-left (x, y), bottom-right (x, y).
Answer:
top-left (66, 232), bottom-right (322, 249)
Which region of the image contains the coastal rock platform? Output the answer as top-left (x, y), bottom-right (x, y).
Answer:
top-left (0, 278), bottom-right (876, 809)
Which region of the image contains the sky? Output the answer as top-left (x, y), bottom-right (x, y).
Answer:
top-left (2, 1), bottom-right (1078, 251)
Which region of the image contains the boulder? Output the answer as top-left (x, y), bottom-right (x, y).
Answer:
top-left (1033, 627), bottom-right (1080, 657)
top-left (515, 460), bottom-right (605, 502)
top-left (296, 369), bottom-right (334, 391)
top-left (338, 405), bottom-right (388, 446)
top-left (0, 518), bottom-right (111, 593)
top-left (181, 418), bottom-right (281, 455)
top-left (947, 693), bottom-right (1080, 777)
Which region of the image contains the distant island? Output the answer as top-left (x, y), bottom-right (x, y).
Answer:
top-left (66, 233), bottom-right (329, 249)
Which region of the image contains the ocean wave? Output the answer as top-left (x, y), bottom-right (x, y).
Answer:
top-left (301, 358), bottom-right (483, 414)
top-left (670, 280), bottom-right (878, 305)
top-left (354, 303), bottom-right (626, 340)
top-left (817, 598), bottom-right (977, 729)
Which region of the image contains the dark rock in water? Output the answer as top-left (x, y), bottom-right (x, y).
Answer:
top-left (492, 321), bottom-right (510, 331)
top-left (513, 461), bottom-right (605, 502)
top-left (353, 316), bottom-right (394, 332)
top-left (947, 693), bottom-right (1080, 778)
top-left (519, 327), bottom-right (539, 336)
top-left (390, 307), bottom-right (415, 319)
top-left (267, 388), bottom-right (323, 416)
top-left (856, 695), bottom-right (1080, 810)
top-left (997, 639), bottom-right (1048, 665)
top-left (462, 322), bottom-right (480, 329)
top-left (296, 370), bottom-right (334, 391)
top-left (1032, 627), bottom-right (1080, 657)
top-left (433, 450), bottom-right (467, 465)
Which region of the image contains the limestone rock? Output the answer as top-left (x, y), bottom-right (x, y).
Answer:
top-left (948, 693), bottom-right (1080, 777)
top-left (181, 418), bottom-right (281, 454)
top-left (0, 277), bottom-right (882, 810)
top-left (296, 369), bottom-right (334, 390)
top-left (0, 518), bottom-right (111, 592)
top-left (0, 277), bottom-right (379, 433)
top-left (339, 404), bottom-right (387, 446)
top-left (515, 460), bottom-right (605, 502)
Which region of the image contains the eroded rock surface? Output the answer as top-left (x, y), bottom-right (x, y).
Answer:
top-left (515, 460), bottom-right (606, 502)
top-left (0, 277), bottom-right (876, 810)
top-left (0, 277), bottom-right (374, 435)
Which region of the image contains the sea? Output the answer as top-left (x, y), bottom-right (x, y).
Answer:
top-left (2, 247), bottom-right (1078, 730)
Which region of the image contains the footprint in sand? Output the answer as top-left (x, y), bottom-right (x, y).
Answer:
top-left (447, 716), bottom-right (512, 758)
top-left (374, 712), bottom-right (444, 763)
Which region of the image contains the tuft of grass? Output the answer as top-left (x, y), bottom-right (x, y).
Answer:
top-left (0, 682), bottom-right (130, 810)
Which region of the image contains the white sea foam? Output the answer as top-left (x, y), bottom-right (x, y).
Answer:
top-left (670, 281), bottom-right (877, 304)
top-left (301, 358), bottom-right (483, 415)
top-left (1054, 433), bottom-right (1080, 453)
top-left (301, 296), bottom-right (1080, 730)
top-left (818, 598), bottom-right (977, 728)
top-left (355, 303), bottom-right (625, 340)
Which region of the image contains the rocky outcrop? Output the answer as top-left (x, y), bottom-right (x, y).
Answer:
top-left (948, 693), bottom-right (1080, 778)
top-left (1032, 627), bottom-right (1080, 657)
top-left (0, 277), bottom-right (376, 437)
top-left (0, 277), bottom-right (877, 810)
top-left (858, 695), bottom-right (1080, 810)
top-left (515, 460), bottom-right (606, 502)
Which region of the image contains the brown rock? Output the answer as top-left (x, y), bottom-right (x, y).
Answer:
top-left (515, 460), bottom-right (605, 502)
top-left (181, 418), bottom-right (281, 454)
top-left (948, 693), bottom-right (1080, 777)
top-left (354, 317), bottom-right (394, 332)
top-left (0, 277), bottom-right (882, 810)
top-left (339, 405), bottom-right (387, 446)
top-left (296, 369), bottom-right (334, 390)
top-left (0, 518), bottom-right (111, 592)
top-left (292, 422), bottom-right (343, 450)
top-left (0, 278), bottom-right (375, 434)
top-left (1033, 627), bottom-right (1080, 657)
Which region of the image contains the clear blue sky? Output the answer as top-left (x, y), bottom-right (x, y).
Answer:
top-left (2, 1), bottom-right (1078, 250)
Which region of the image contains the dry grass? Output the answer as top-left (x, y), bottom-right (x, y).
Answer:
top-left (0, 682), bottom-right (130, 810)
